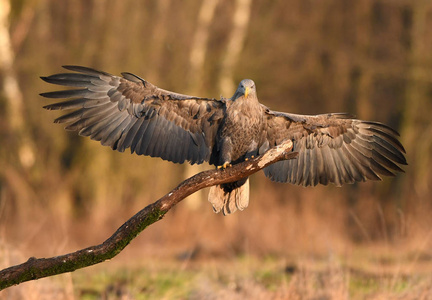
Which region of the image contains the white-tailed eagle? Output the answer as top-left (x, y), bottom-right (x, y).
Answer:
top-left (41, 66), bottom-right (407, 215)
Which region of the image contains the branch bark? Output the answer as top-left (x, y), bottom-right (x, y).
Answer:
top-left (0, 140), bottom-right (296, 291)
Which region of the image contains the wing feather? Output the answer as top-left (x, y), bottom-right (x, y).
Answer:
top-left (102, 115), bottom-right (133, 147)
top-left (302, 149), bottom-right (310, 185)
top-left (96, 113), bottom-right (130, 145)
top-left (130, 118), bottom-right (147, 154)
top-left (41, 66), bottom-right (225, 165)
top-left (43, 98), bottom-right (107, 110)
top-left (137, 118), bottom-right (158, 156)
top-left (78, 107), bottom-right (124, 137)
top-left (116, 117), bottom-right (141, 151)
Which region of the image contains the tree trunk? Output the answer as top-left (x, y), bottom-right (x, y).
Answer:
top-left (0, 0), bottom-right (35, 169)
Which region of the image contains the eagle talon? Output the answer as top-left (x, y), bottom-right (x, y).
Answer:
top-left (218, 162), bottom-right (232, 169)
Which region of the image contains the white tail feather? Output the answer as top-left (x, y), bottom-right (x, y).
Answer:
top-left (208, 179), bottom-right (249, 215)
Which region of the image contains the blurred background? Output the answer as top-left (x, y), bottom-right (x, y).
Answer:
top-left (1, 0), bottom-right (432, 298)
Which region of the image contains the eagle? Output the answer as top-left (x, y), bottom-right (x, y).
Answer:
top-left (41, 66), bottom-right (407, 215)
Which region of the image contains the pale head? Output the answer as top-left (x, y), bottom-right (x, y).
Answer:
top-left (232, 79), bottom-right (256, 100)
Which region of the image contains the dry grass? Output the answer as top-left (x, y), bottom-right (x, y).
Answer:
top-left (3, 246), bottom-right (432, 299)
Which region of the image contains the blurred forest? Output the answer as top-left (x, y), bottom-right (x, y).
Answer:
top-left (1, 0), bottom-right (432, 298)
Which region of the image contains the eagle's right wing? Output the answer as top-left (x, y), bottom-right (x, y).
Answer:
top-left (260, 109), bottom-right (407, 186)
top-left (41, 66), bottom-right (225, 165)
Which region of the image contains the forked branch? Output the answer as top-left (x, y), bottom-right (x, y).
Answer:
top-left (0, 140), bottom-right (296, 290)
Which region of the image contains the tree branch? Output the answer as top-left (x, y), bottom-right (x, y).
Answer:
top-left (0, 140), bottom-right (296, 290)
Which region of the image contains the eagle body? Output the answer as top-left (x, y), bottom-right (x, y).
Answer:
top-left (214, 88), bottom-right (263, 166)
top-left (208, 80), bottom-right (265, 214)
top-left (41, 66), bottom-right (407, 215)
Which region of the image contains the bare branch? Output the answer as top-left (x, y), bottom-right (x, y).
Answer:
top-left (0, 140), bottom-right (296, 291)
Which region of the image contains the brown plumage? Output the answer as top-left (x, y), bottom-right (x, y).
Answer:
top-left (41, 66), bottom-right (407, 215)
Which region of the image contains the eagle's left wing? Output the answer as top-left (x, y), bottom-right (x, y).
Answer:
top-left (260, 109), bottom-right (407, 186)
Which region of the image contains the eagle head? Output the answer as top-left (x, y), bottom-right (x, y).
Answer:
top-left (233, 79), bottom-right (256, 100)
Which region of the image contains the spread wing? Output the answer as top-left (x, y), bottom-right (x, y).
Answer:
top-left (261, 109), bottom-right (407, 186)
top-left (41, 66), bottom-right (225, 164)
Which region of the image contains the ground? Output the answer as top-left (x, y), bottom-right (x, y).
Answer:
top-left (2, 245), bottom-right (432, 300)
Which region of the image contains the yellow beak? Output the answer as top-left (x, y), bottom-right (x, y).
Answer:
top-left (244, 87), bottom-right (249, 98)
